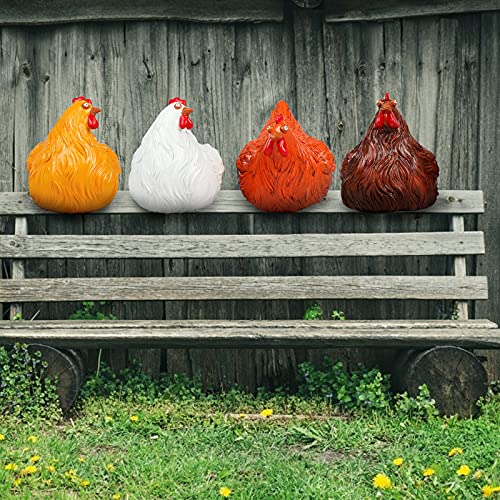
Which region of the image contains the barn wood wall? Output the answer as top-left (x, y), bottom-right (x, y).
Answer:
top-left (0, 7), bottom-right (499, 386)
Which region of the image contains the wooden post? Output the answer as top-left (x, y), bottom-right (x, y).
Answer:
top-left (10, 216), bottom-right (28, 320)
top-left (451, 215), bottom-right (468, 320)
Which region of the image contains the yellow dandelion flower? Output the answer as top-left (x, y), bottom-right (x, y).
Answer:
top-left (456, 465), bottom-right (471, 477)
top-left (65, 469), bottom-right (77, 479)
top-left (80, 479), bottom-right (90, 487)
top-left (21, 465), bottom-right (37, 475)
top-left (474, 471), bottom-right (483, 479)
top-left (30, 455), bottom-right (40, 463)
top-left (373, 473), bottom-right (392, 489)
top-left (393, 457), bottom-right (404, 466)
top-left (13, 478), bottom-right (22, 487)
top-left (46, 465), bottom-right (56, 474)
top-left (106, 463), bottom-right (116, 472)
top-left (112, 495), bottom-right (121, 500)
top-left (4, 463), bottom-right (18, 471)
top-left (0, 433), bottom-right (5, 441)
top-left (260, 409), bottom-right (273, 418)
top-left (27, 435), bottom-right (38, 443)
top-left (130, 415), bottom-right (139, 422)
top-left (79, 456), bottom-right (86, 463)
top-left (482, 485), bottom-right (500, 498)
top-left (449, 447), bottom-right (463, 457)
top-left (104, 416), bottom-right (113, 423)
top-left (219, 486), bottom-right (232, 497)
top-left (423, 468), bottom-right (436, 477)
top-left (43, 479), bottom-right (52, 486)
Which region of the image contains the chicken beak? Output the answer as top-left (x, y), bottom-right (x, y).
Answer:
top-left (182, 107), bottom-right (193, 116)
top-left (90, 107), bottom-right (101, 115)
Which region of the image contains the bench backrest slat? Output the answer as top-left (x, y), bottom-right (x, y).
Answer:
top-left (0, 232), bottom-right (485, 259)
top-left (0, 190), bottom-right (485, 215)
top-left (0, 276), bottom-right (489, 302)
top-left (0, 190), bottom-right (488, 320)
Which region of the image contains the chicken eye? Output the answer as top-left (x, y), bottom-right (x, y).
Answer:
top-left (82, 102), bottom-right (90, 109)
top-left (266, 126), bottom-right (272, 132)
top-left (281, 125), bottom-right (289, 133)
top-left (174, 103), bottom-right (182, 110)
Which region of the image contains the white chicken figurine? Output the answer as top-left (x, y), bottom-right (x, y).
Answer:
top-left (128, 97), bottom-right (224, 213)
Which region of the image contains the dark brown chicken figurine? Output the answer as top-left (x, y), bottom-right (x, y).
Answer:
top-left (341, 93), bottom-right (439, 212)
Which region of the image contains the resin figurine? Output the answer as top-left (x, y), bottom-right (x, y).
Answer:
top-left (128, 97), bottom-right (224, 213)
top-left (341, 93), bottom-right (439, 212)
top-left (27, 96), bottom-right (121, 213)
top-left (237, 100), bottom-right (335, 212)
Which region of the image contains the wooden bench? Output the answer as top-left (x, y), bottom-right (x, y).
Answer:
top-left (0, 190), bottom-right (499, 415)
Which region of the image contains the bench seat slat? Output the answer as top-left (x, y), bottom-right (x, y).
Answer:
top-left (0, 320), bottom-right (497, 349)
top-left (2, 319), bottom-right (496, 330)
top-left (0, 190), bottom-right (485, 215)
top-left (0, 276), bottom-right (488, 302)
top-left (0, 231), bottom-right (485, 258)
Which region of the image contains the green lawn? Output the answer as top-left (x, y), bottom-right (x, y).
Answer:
top-left (1, 394), bottom-right (499, 499)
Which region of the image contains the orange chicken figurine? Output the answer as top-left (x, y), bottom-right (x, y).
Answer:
top-left (237, 100), bottom-right (335, 212)
top-left (27, 96), bottom-right (121, 213)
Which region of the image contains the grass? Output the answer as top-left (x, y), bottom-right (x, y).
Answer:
top-left (0, 394), bottom-right (499, 499)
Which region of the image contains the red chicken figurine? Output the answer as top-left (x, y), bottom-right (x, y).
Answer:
top-left (341, 93), bottom-right (439, 212)
top-left (237, 101), bottom-right (335, 212)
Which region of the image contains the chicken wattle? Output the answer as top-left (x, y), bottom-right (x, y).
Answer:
top-left (341, 93), bottom-right (439, 212)
top-left (128, 97), bottom-right (224, 213)
top-left (237, 100), bottom-right (335, 212)
top-left (27, 96), bottom-right (121, 213)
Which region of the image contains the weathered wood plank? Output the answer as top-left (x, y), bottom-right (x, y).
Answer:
top-left (452, 216), bottom-right (469, 320)
top-left (0, 231), bottom-right (485, 259)
top-left (4, 319), bottom-right (496, 331)
top-left (9, 216), bottom-right (27, 319)
top-left (325, 0), bottom-right (500, 22)
top-left (0, 190), bottom-right (486, 215)
top-left (0, 276), bottom-right (489, 302)
top-left (0, 28), bottom-right (17, 322)
top-left (176, 21), bottom-right (250, 389)
top-left (397, 15), bottom-right (445, 326)
top-left (119, 21), bottom-right (176, 378)
top-left (0, 0), bottom-right (283, 25)
top-left (0, 320), bottom-right (498, 349)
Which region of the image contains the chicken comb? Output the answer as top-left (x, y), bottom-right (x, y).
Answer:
top-left (168, 97), bottom-right (187, 106)
top-left (382, 92), bottom-right (391, 101)
top-left (72, 96), bottom-right (92, 104)
top-left (274, 113), bottom-right (285, 124)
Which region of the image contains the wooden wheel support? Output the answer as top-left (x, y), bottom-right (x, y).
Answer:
top-left (393, 346), bottom-right (488, 417)
top-left (27, 344), bottom-right (84, 411)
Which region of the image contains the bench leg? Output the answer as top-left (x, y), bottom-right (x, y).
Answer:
top-left (392, 346), bottom-right (488, 418)
top-left (28, 344), bottom-right (85, 412)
